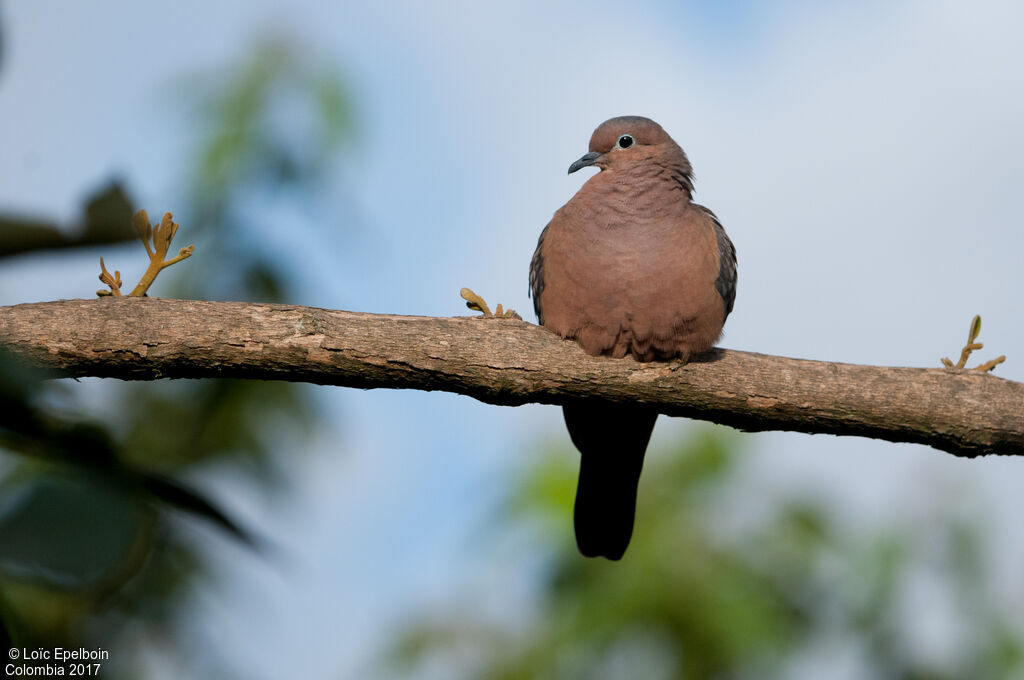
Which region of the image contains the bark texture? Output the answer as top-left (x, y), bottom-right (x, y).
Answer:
top-left (1, 298), bottom-right (1020, 457)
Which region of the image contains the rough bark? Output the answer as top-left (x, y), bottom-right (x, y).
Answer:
top-left (0, 298), bottom-right (1020, 457)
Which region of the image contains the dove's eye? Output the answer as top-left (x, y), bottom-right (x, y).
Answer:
top-left (616, 134), bottom-right (634, 149)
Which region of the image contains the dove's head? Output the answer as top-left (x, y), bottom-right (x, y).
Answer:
top-left (568, 116), bottom-right (692, 191)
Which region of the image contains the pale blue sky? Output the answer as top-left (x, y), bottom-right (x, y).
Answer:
top-left (2, 1), bottom-right (1023, 677)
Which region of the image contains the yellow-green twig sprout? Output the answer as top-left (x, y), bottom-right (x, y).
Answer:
top-left (941, 315), bottom-right (1006, 372)
top-left (96, 210), bottom-right (194, 297)
top-left (460, 287), bottom-right (520, 319)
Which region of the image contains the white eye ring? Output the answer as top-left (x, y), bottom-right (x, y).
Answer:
top-left (615, 134), bottom-right (634, 149)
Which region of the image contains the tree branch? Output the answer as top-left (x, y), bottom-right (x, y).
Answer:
top-left (0, 298), bottom-right (1020, 457)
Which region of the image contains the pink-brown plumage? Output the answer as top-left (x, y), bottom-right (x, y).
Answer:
top-left (531, 116), bottom-right (734, 364)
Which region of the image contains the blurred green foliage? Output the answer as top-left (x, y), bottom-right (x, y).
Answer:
top-left (0, 182), bottom-right (135, 258)
top-left (388, 429), bottom-right (1024, 680)
top-left (175, 35), bottom-right (353, 303)
top-left (0, 37), bottom-right (352, 674)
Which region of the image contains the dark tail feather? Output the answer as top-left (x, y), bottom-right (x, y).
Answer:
top-left (563, 402), bottom-right (657, 560)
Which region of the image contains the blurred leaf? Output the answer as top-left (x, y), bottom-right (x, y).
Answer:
top-left (312, 69), bottom-right (354, 149)
top-left (0, 474), bottom-right (152, 590)
top-left (186, 35), bottom-right (353, 208)
top-left (81, 182), bottom-right (135, 242)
